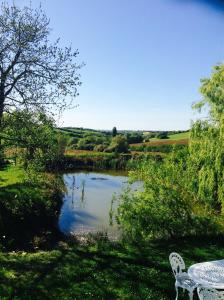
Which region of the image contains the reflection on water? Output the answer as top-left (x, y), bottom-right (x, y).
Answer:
top-left (59, 170), bottom-right (129, 238)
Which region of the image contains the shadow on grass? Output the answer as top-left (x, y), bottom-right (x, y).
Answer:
top-left (1, 237), bottom-right (224, 299)
top-left (0, 181), bottom-right (63, 251)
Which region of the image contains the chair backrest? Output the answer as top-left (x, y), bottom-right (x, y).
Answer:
top-left (197, 286), bottom-right (224, 300)
top-left (169, 252), bottom-right (185, 277)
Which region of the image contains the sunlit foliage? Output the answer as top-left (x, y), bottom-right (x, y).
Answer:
top-left (114, 64), bottom-right (224, 239)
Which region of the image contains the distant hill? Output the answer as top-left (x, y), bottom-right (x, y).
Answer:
top-left (56, 127), bottom-right (189, 152)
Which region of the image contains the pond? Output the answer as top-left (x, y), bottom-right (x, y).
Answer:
top-left (58, 170), bottom-right (130, 239)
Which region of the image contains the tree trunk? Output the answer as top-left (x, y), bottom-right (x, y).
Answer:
top-left (0, 87), bottom-right (5, 127)
top-left (0, 87), bottom-right (5, 166)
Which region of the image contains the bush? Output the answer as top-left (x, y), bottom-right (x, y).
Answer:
top-left (126, 133), bottom-right (143, 144)
top-left (0, 145), bottom-right (6, 168)
top-left (156, 131), bottom-right (168, 139)
top-left (112, 150), bottom-right (222, 240)
top-left (60, 152), bottom-right (131, 170)
top-left (67, 136), bottom-right (79, 148)
top-left (0, 171), bottom-right (63, 250)
top-left (105, 135), bottom-right (129, 153)
top-left (93, 144), bottom-right (106, 152)
top-left (143, 132), bottom-right (156, 142)
top-left (130, 144), bottom-right (186, 153)
top-left (77, 135), bottom-right (109, 151)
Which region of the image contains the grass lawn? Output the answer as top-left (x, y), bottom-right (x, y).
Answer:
top-left (0, 165), bottom-right (24, 187)
top-left (0, 237), bottom-right (224, 299)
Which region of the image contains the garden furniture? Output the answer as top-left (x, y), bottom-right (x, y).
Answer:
top-left (169, 252), bottom-right (197, 300)
top-left (197, 285), bottom-right (224, 299)
top-left (188, 259), bottom-right (224, 289)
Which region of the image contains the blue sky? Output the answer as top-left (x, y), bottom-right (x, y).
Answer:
top-left (13, 0), bottom-right (224, 130)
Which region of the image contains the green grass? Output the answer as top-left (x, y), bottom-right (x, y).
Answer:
top-left (56, 127), bottom-right (110, 141)
top-left (0, 237), bottom-right (224, 299)
top-left (168, 131), bottom-right (190, 140)
top-left (0, 165), bottom-right (24, 187)
top-left (65, 150), bottom-right (113, 157)
top-left (149, 131), bottom-right (189, 142)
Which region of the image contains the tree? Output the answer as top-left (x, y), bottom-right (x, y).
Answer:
top-left (3, 110), bottom-right (60, 170)
top-left (112, 126), bottom-right (117, 137)
top-left (106, 135), bottom-right (129, 153)
top-left (76, 134), bottom-right (108, 151)
top-left (126, 132), bottom-right (143, 144)
top-left (189, 64), bottom-right (224, 211)
top-left (156, 131), bottom-right (168, 139)
top-left (0, 3), bottom-right (82, 125)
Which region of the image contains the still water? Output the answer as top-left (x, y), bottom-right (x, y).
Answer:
top-left (58, 170), bottom-right (129, 238)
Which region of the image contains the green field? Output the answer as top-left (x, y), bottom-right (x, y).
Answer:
top-left (149, 131), bottom-right (189, 142)
top-left (56, 127), bottom-right (110, 140)
top-left (167, 131), bottom-right (190, 140)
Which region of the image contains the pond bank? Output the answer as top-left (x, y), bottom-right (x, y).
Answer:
top-left (0, 165), bottom-right (64, 251)
top-left (46, 151), bottom-right (163, 172)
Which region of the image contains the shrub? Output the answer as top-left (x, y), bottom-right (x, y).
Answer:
top-left (156, 131), bottom-right (168, 139)
top-left (77, 135), bottom-right (108, 151)
top-left (130, 144), bottom-right (186, 153)
top-left (126, 133), bottom-right (143, 144)
top-left (105, 135), bottom-right (129, 153)
top-left (112, 150), bottom-right (222, 240)
top-left (93, 144), bottom-right (106, 152)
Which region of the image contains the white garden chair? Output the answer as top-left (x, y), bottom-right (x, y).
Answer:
top-left (169, 252), bottom-right (197, 300)
top-left (197, 286), bottom-right (224, 300)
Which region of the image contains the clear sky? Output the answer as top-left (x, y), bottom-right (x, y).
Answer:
top-left (12, 0), bottom-right (224, 130)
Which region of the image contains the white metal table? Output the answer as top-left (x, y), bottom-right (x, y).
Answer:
top-left (188, 259), bottom-right (224, 289)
